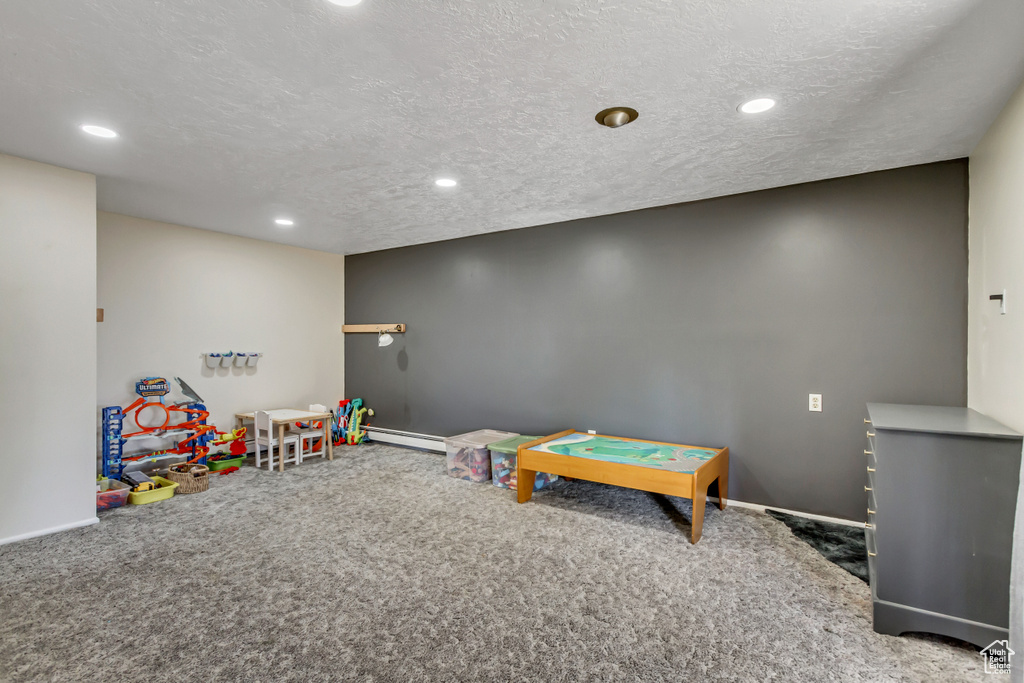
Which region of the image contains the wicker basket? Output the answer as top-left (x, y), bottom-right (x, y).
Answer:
top-left (166, 464), bottom-right (210, 494)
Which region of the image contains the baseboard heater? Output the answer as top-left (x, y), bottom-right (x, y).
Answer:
top-left (366, 426), bottom-right (446, 453)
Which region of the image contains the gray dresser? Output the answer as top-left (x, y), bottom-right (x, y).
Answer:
top-left (865, 403), bottom-right (1022, 647)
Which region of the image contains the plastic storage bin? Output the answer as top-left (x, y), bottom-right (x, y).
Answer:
top-left (444, 429), bottom-right (517, 482)
top-left (488, 435), bottom-right (557, 491)
top-left (127, 475), bottom-right (178, 505)
top-left (207, 456), bottom-right (245, 471)
top-left (96, 478), bottom-right (131, 511)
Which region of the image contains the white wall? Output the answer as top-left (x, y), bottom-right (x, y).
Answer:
top-left (969, 76), bottom-right (1024, 680)
top-left (97, 212), bottom-right (345, 456)
top-left (0, 154), bottom-right (97, 544)
top-left (970, 80), bottom-right (1024, 432)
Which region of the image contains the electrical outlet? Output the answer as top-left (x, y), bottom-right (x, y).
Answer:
top-left (809, 394), bottom-right (822, 412)
top-left (587, 429), bottom-right (597, 434)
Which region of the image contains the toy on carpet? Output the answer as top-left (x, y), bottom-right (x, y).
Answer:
top-left (126, 476), bottom-right (178, 505)
top-left (101, 377), bottom-right (247, 481)
top-left (444, 430), bottom-right (516, 483)
top-left (317, 399), bottom-right (374, 447)
top-left (449, 447), bottom-right (490, 481)
top-left (122, 470), bottom-right (156, 492)
top-left (96, 478), bottom-right (131, 510)
top-left (337, 398), bottom-right (374, 445)
top-left (283, 398), bottom-right (375, 452)
top-left (166, 462), bottom-right (210, 494)
top-left (348, 403), bottom-right (373, 445)
top-left (332, 400), bottom-right (351, 444)
top-left (516, 431), bottom-right (729, 544)
top-left (487, 435), bottom-right (557, 491)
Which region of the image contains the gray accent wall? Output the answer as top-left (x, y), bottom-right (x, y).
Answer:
top-left (345, 161), bottom-right (968, 521)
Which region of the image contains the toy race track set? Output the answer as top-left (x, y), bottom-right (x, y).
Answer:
top-left (101, 376), bottom-right (246, 480)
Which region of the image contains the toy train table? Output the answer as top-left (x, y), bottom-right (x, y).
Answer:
top-left (516, 430), bottom-right (729, 544)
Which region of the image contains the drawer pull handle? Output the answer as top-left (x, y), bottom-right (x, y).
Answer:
top-left (866, 431), bottom-right (876, 438)
top-left (865, 523), bottom-right (875, 529)
top-left (864, 450), bottom-right (874, 455)
top-left (867, 508), bottom-right (876, 515)
top-left (864, 418), bottom-right (871, 424)
top-left (867, 467), bottom-right (876, 473)
top-left (868, 551), bottom-right (877, 557)
top-left (864, 486), bottom-right (872, 492)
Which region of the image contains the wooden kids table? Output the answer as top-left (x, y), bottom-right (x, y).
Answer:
top-left (235, 408), bottom-right (333, 472)
top-left (516, 430), bottom-right (729, 544)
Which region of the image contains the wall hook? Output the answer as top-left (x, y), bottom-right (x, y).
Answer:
top-left (990, 290), bottom-right (1007, 315)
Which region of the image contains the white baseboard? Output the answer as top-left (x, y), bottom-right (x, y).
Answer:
top-left (366, 427), bottom-right (446, 453)
top-left (369, 428), bottom-right (865, 528)
top-left (0, 516), bottom-right (99, 546)
top-left (708, 497), bottom-right (864, 528)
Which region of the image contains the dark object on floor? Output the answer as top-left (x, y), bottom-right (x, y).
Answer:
top-left (767, 509), bottom-right (868, 583)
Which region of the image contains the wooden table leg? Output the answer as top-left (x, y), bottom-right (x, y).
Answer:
top-left (717, 449), bottom-right (729, 510)
top-left (326, 415), bottom-right (333, 461)
top-left (278, 423), bottom-right (285, 472)
top-left (690, 475), bottom-right (707, 544)
top-left (517, 468), bottom-right (537, 503)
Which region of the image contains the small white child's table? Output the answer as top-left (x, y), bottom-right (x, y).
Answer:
top-left (235, 408), bottom-right (334, 471)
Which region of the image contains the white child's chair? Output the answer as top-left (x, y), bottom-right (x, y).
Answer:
top-left (297, 404), bottom-right (328, 462)
top-left (254, 410), bottom-right (300, 470)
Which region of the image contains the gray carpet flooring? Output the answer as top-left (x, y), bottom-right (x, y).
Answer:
top-left (1, 444), bottom-right (984, 682)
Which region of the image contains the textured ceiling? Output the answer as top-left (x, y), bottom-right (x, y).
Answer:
top-left (1, 0), bottom-right (1023, 254)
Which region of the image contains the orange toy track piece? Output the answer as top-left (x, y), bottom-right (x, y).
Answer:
top-left (121, 402), bottom-right (210, 438)
top-left (183, 447), bottom-right (211, 465)
top-left (121, 397), bottom-right (146, 415)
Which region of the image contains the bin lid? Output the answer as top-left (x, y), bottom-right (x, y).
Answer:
top-left (444, 429), bottom-right (518, 450)
top-left (487, 435), bottom-right (540, 454)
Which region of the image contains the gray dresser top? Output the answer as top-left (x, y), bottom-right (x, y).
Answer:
top-left (867, 403), bottom-right (1022, 439)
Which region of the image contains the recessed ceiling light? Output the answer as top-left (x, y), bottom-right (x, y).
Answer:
top-left (275, 218), bottom-right (295, 226)
top-left (327, 0), bottom-right (362, 6)
top-left (80, 124), bottom-right (118, 138)
top-left (739, 98), bottom-right (776, 114)
top-left (595, 107), bottom-right (639, 128)
top-left (435, 178), bottom-right (457, 188)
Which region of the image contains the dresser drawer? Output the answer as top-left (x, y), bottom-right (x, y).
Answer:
top-left (864, 429), bottom-right (877, 467)
top-left (865, 522), bottom-right (878, 591)
top-left (864, 403), bottom-right (1022, 646)
top-left (864, 481), bottom-right (877, 515)
top-left (865, 522), bottom-right (877, 556)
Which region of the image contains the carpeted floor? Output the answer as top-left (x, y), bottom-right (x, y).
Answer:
top-left (0, 445), bottom-right (985, 682)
